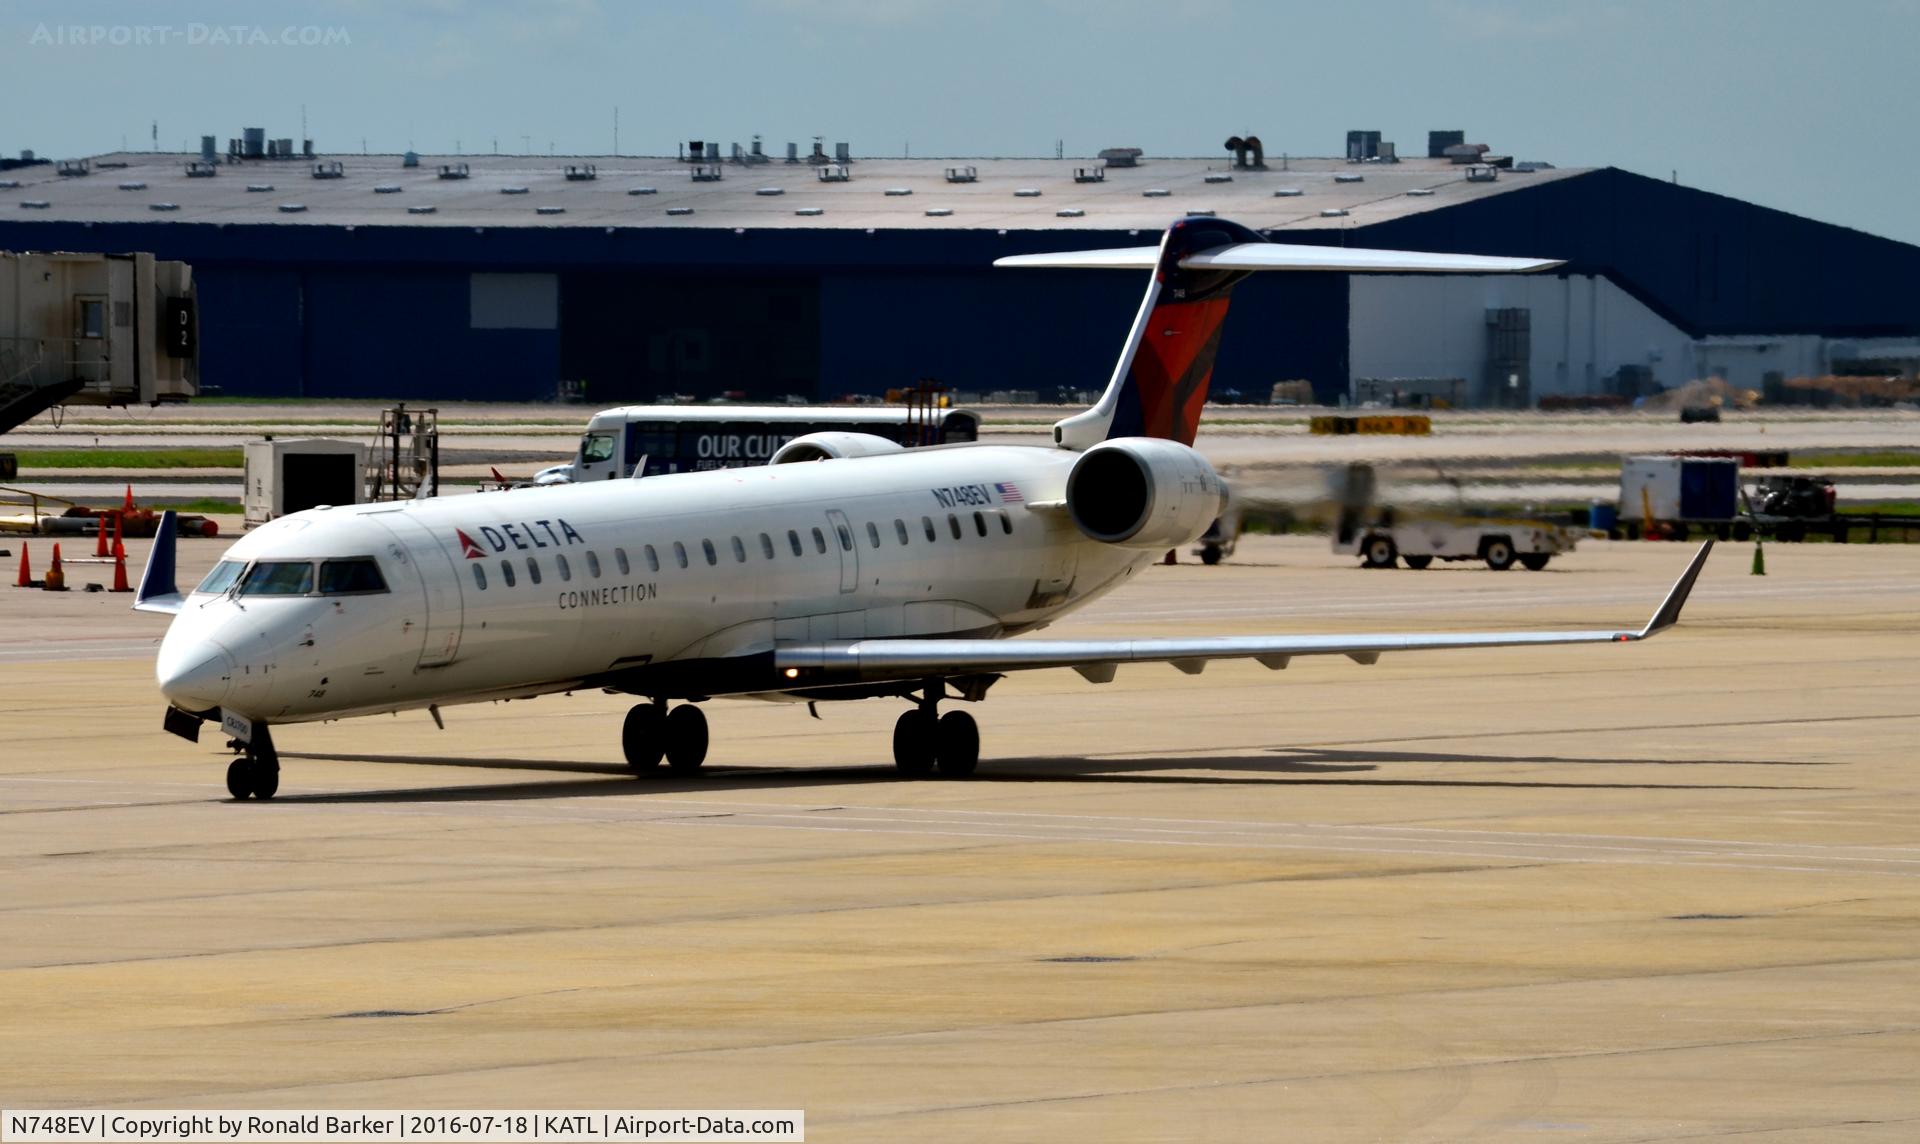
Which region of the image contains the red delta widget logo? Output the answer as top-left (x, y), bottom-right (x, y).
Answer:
top-left (455, 517), bottom-right (585, 559)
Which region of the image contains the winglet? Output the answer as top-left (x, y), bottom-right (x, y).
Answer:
top-left (134, 510), bottom-right (185, 615)
top-left (1637, 540), bottom-right (1713, 638)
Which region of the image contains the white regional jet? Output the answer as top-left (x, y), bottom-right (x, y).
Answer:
top-left (137, 217), bottom-right (1713, 799)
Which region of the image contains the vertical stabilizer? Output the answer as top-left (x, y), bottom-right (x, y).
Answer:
top-left (1051, 217), bottom-right (1264, 450)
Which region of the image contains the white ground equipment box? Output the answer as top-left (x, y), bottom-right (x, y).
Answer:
top-left (243, 438), bottom-right (367, 527)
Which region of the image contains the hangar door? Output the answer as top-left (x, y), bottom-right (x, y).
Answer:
top-left (560, 274), bottom-right (820, 401)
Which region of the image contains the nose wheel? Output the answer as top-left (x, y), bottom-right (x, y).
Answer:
top-left (224, 726), bottom-right (279, 801)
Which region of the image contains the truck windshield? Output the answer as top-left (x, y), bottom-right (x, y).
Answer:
top-left (581, 433), bottom-right (615, 462)
top-left (239, 561), bottom-right (314, 596)
top-left (195, 560), bottom-right (246, 594)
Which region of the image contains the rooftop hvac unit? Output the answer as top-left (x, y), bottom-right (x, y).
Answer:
top-left (1344, 130), bottom-right (1381, 162)
top-left (1073, 166), bottom-right (1105, 183)
top-left (834, 142), bottom-right (850, 162)
top-left (56, 158), bottom-right (90, 176)
top-left (185, 161), bottom-right (218, 178)
top-left (1097, 147), bottom-right (1143, 167)
top-left (438, 162), bottom-right (469, 179)
top-left (944, 166), bottom-right (977, 183)
top-left (564, 164), bottom-right (597, 181)
top-left (816, 164), bottom-right (851, 182)
top-left (786, 142), bottom-right (799, 162)
top-left (687, 140), bottom-right (703, 161)
top-left (243, 127), bottom-right (265, 157)
top-left (276, 138), bottom-right (293, 157)
top-left (1465, 164), bottom-right (1497, 183)
top-left (1427, 130), bottom-right (1465, 159)
top-left (691, 165), bottom-right (723, 182)
top-left (403, 151), bottom-right (420, 167)
top-left (311, 160), bottom-right (344, 179)
top-left (200, 135), bottom-right (217, 163)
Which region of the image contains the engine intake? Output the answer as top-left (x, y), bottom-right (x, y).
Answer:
top-left (1065, 438), bottom-right (1226, 547)
top-left (769, 432), bottom-right (906, 465)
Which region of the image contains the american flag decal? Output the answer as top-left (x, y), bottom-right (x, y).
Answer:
top-left (994, 481), bottom-right (1024, 503)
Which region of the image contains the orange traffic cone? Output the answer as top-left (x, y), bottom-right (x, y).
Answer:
top-left (94, 513), bottom-right (110, 557)
top-left (110, 541), bottom-right (132, 592)
top-left (13, 543), bottom-right (30, 588)
top-left (112, 513), bottom-right (125, 560)
top-left (44, 543), bottom-right (68, 592)
top-left (123, 485), bottom-right (136, 513)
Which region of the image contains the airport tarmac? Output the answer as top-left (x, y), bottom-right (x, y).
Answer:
top-left (3, 534), bottom-right (1918, 1141)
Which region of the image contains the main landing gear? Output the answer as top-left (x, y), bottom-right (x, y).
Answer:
top-left (623, 701), bottom-right (709, 775)
top-left (892, 682), bottom-right (980, 778)
top-left (225, 725), bottom-right (280, 801)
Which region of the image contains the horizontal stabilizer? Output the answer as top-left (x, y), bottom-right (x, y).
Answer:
top-left (995, 242), bottom-right (1562, 275)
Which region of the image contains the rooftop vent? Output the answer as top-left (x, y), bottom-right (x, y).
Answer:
top-left (795, 207), bottom-right (824, 216)
top-left (185, 161), bottom-right (218, 178)
top-left (1073, 166), bottom-right (1105, 183)
top-left (1333, 173), bottom-right (1364, 184)
top-left (1097, 147), bottom-right (1143, 167)
top-left (1142, 188), bottom-right (1171, 197)
top-left (1319, 208), bottom-right (1348, 217)
top-left (118, 181), bottom-right (147, 191)
top-left (20, 200), bottom-right (51, 209)
top-left (691, 165), bottom-right (723, 182)
top-left (500, 186), bottom-right (529, 195)
top-left (278, 203), bottom-right (308, 213)
top-left (403, 151), bottom-right (420, 168)
top-left (148, 202), bottom-right (179, 212)
top-left (1224, 135), bottom-right (1265, 169)
top-left (944, 166), bottom-right (977, 183)
top-left (1056, 208), bottom-right (1085, 218)
top-left (816, 164), bottom-right (851, 182)
top-left (438, 163), bottom-right (469, 180)
top-left (536, 205), bottom-right (565, 215)
top-left (883, 187), bottom-right (912, 196)
top-left (407, 205), bottom-right (437, 215)
top-left (311, 161), bottom-right (344, 179)
top-left (1203, 173), bottom-right (1233, 184)
top-left (834, 142), bottom-right (851, 163)
top-left (1406, 188), bottom-right (1436, 197)
top-left (666, 206), bottom-right (695, 216)
top-left (1273, 188), bottom-right (1303, 197)
top-left (564, 164), bottom-right (597, 181)
top-left (0, 180), bottom-right (20, 189)
top-left (373, 184), bottom-right (402, 194)
top-left (1013, 188), bottom-right (1041, 197)
top-left (1186, 209), bottom-right (1216, 217)
top-left (245, 183), bottom-right (274, 193)
top-left (755, 187), bottom-right (784, 196)
top-left (627, 187), bottom-right (657, 195)
top-left (56, 159), bottom-right (90, 176)
top-left (925, 207), bottom-right (954, 216)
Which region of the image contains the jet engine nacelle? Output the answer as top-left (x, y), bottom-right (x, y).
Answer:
top-left (769, 432), bottom-right (907, 465)
top-left (1065, 437), bottom-right (1227, 547)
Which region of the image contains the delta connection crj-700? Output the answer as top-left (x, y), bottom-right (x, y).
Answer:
top-left (135, 217), bottom-right (1712, 799)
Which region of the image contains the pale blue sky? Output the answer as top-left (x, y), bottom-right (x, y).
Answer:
top-left (6, 0), bottom-right (1917, 243)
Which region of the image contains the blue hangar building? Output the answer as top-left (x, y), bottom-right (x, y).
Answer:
top-left (4, 146), bottom-right (1919, 406)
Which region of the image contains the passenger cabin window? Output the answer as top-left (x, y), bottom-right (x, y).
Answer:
top-left (702, 539), bottom-right (718, 566)
top-left (998, 510), bottom-right (1013, 534)
top-left (811, 527), bottom-right (827, 554)
top-left (922, 516), bottom-right (937, 542)
top-left (788, 529), bottom-right (803, 557)
top-left (895, 519), bottom-right (909, 545)
top-left (555, 554), bottom-right (571, 582)
top-left (319, 558), bottom-right (388, 595)
top-left (586, 551), bottom-right (602, 578)
top-left (948, 513), bottom-right (963, 540)
top-left (471, 563), bottom-right (487, 590)
top-left (866, 522), bottom-right (881, 548)
top-left (500, 560), bottom-right (516, 587)
top-left (195, 560), bottom-right (246, 594)
top-left (731, 536), bottom-right (747, 563)
top-left (673, 541), bottom-right (689, 568)
top-left (973, 511), bottom-right (988, 537)
top-left (644, 545), bottom-right (660, 572)
top-left (526, 556), bottom-right (542, 585)
top-left (759, 533), bottom-right (776, 559)
top-left (581, 433), bottom-right (616, 463)
top-left (615, 547), bottom-right (631, 576)
top-left (240, 561), bottom-right (314, 596)
top-left (836, 525), bottom-right (853, 552)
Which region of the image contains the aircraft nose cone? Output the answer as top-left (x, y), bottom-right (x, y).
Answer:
top-left (157, 645), bottom-right (235, 710)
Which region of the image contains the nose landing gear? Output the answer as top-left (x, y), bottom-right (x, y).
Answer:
top-left (224, 726), bottom-right (280, 801)
top-left (892, 681), bottom-right (980, 777)
top-left (623, 701), bottom-right (708, 775)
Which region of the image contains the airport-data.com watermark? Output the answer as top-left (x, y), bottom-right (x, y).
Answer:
top-left (28, 23), bottom-right (351, 48)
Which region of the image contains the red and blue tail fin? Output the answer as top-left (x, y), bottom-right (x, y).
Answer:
top-left (1049, 217), bottom-right (1262, 449)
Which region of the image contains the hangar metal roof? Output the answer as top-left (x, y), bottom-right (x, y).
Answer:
top-left (1, 152), bottom-right (1588, 232)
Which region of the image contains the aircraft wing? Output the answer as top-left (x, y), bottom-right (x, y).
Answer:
top-left (775, 542), bottom-right (1710, 686)
top-left (994, 242), bottom-right (1562, 275)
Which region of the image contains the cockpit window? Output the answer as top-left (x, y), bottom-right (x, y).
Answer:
top-left (195, 560), bottom-right (246, 595)
top-left (319, 558), bottom-right (388, 595)
top-left (581, 433), bottom-right (616, 463)
top-left (239, 561), bottom-right (314, 596)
